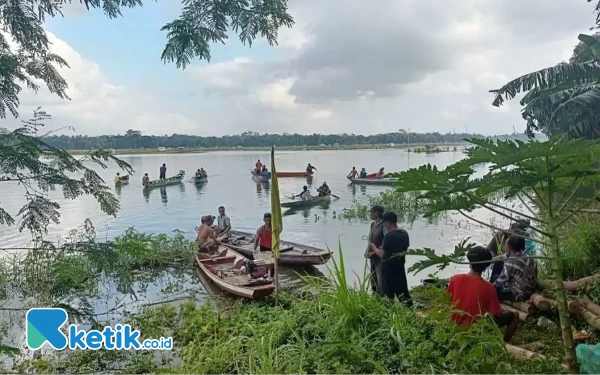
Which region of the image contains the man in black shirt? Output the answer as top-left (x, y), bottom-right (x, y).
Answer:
top-left (368, 211), bottom-right (412, 305)
top-left (365, 205), bottom-right (386, 294)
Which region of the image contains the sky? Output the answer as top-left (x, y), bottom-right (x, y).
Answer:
top-left (2, 0), bottom-right (597, 136)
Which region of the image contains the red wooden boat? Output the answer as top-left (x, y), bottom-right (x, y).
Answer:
top-left (276, 171), bottom-right (314, 178)
top-left (195, 246), bottom-right (275, 300)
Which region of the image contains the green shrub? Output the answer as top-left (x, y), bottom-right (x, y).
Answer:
top-left (554, 214), bottom-right (600, 280)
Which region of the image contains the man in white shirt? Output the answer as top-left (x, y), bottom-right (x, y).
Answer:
top-left (295, 186), bottom-right (312, 201)
top-left (215, 206), bottom-right (231, 236)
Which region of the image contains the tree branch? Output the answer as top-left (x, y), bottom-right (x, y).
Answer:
top-left (458, 210), bottom-right (548, 246)
top-left (557, 177), bottom-right (584, 215)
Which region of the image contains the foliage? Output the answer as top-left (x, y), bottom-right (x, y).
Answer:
top-left (0, 0), bottom-right (294, 118)
top-left (339, 190), bottom-right (437, 223)
top-left (570, 31), bottom-right (600, 63)
top-left (387, 137), bottom-right (600, 370)
top-left (40, 130), bottom-right (509, 150)
top-left (19, 246), bottom-right (563, 374)
top-left (0, 108), bottom-right (133, 239)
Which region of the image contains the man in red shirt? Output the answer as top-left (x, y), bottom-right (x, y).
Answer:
top-left (447, 246), bottom-right (519, 342)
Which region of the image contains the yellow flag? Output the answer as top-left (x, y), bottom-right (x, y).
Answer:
top-left (270, 146), bottom-right (282, 259)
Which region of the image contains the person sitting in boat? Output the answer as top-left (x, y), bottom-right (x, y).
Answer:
top-left (317, 182), bottom-right (331, 197)
top-left (115, 173), bottom-right (121, 183)
top-left (215, 206), bottom-right (231, 237)
top-left (253, 213), bottom-right (272, 253)
top-left (200, 167), bottom-right (208, 178)
top-left (196, 215), bottom-right (222, 253)
top-left (377, 167), bottom-right (385, 178)
top-left (306, 163), bottom-right (317, 174)
top-left (262, 167), bottom-right (271, 180)
top-left (294, 186), bottom-right (312, 201)
top-left (359, 168), bottom-right (368, 178)
top-left (142, 173), bottom-right (150, 186)
top-left (347, 167), bottom-right (358, 179)
top-left (195, 169), bottom-right (202, 178)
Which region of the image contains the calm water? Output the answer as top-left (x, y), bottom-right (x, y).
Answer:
top-left (0, 149), bottom-right (498, 286)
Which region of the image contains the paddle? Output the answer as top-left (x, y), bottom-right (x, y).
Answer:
top-left (330, 193), bottom-right (340, 199)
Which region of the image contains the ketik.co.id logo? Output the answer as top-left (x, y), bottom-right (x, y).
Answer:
top-left (26, 308), bottom-right (172, 350)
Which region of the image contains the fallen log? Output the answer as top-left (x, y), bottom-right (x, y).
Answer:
top-left (538, 274), bottom-right (600, 292)
top-left (503, 301), bottom-right (536, 315)
top-left (530, 293), bottom-right (552, 311)
top-left (505, 344), bottom-right (546, 361)
top-left (501, 304), bottom-right (529, 322)
top-left (573, 303), bottom-right (600, 330)
top-left (576, 297), bottom-right (600, 317)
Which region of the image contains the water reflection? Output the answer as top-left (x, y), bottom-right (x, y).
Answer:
top-left (160, 187), bottom-right (168, 204)
top-left (194, 182), bottom-right (207, 197)
top-left (306, 176), bottom-right (314, 187)
top-left (115, 184), bottom-right (122, 197)
top-left (142, 187), bottom-right (150, 202)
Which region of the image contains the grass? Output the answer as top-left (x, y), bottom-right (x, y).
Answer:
top-left (14, 242), bottom-right (566, 374)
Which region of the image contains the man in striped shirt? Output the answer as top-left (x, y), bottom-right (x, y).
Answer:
top-left (494, 235), bottom-right (537, 302)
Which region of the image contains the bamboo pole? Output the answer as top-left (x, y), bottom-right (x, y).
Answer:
top-left (503, 301), bottom-right (536, 315)
top-left (530, 293), bottom-right (552, 311)
top-left (573, 303), bottom-right (600, 330)
top-left (576, 297), bottom-right (600, 317)
top-left (538, 273), bottom-right (600, 292)
top-left (501, 304), bottom-right (529, 322)
top-left (505, 344), bottom-right (546, 361)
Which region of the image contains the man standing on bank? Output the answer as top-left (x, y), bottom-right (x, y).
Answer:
top-left (365, 205), bottom-right (386, 294)
top-left (368, 211), bottom-right (412, 305)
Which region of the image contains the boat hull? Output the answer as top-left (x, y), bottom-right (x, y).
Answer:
top-left (193, 177), bottom-right (208, 184)
top-left (195, 246), bottom-right (275, 300)
top-left (276, 171), bottom-right (313, 177)
top-left (225, 230), bottom-right (332, 266)
top-left (281, 195), bottom-right (330, 208)
top-left (251, 173), bottom-right (269, 183)
top-left (348, 177), bottom-right (397, 186)
top-left (143, 174), bottom-right (185, 188)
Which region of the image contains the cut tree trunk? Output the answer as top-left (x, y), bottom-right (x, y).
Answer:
top-left (538, 273), bottom-right (600, 292)
top-left (575, 297), bottom-right (600, 317)
top-left (530, 293), bottom-right (552, 311)
top-left (573, 303), bottom-right (600, 330)
top-left (503, 301), bottom-right (536, 315)
top-left (505, 344), bottom-right (546, 361)
top-left (501, 304), bottom-right (529, 321)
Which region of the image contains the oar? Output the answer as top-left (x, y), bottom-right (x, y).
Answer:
top-left (330, 193), bottom-right (340, 199)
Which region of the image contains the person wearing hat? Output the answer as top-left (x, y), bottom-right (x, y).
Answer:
top-left (254, 213), bottom-right (272, 253)
top-left (365, 205), bottom-right (386, 294)
top-left (196, 215), bottom-right (221, 252)
top-left (367, 211), bottom-right (412, 305)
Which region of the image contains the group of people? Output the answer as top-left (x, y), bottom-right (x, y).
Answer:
top-left (196, 206), bottom-right (232, 252)
top-left (447, 220), bottom-right (538, 342)
top-left (251, 160), bottom-right (317, 177)
top-left (137, 163), bottom-right (169, 187)
top-left (195, 168), bottom-right (208, 178)
top-left (292, 182), bottom-right (331, 201)
top-left (348, 166), bottom-right (385, 179)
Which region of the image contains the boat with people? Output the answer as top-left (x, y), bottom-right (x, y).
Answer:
top-left (223, 230), bottom-right (332, 266)
top-left (143, 170), bottom-right (185, 188)
top-left (347, 177), bottom-right (398, 186)
top-left (193, 176), bottom-right (208, 184)
top-left (276, 171), bottom-right (314, 178)
top-left (195, 245), bottom-right (275, 300)
top-left (281, 194), bottom-right (331, 208)
top-left (251, 172), bottom-right (269, 183)
top-left (115, 175), bottom-right (130, 186)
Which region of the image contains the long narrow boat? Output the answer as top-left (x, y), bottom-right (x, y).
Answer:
top-left (251, 172), bottom-right (269, 183)
top-left (224, 230), bottom-right (332, 266)
top-left (276, 171), bottom-right (314, 178)
top-left (347, 177), bottom-right (397, 186)
top-left (115, 175), bottom-right (130, 186)
top-left (193, 176), bottom-right (208, 184)
top-left (143, 170), bottom-right (185, 188)
top-left (281, 195), bottom-right (330, 208)
top-left (195, 246), bottom-right (275, 300)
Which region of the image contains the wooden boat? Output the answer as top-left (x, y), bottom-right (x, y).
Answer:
top-left (195, 245), bottom-right (275, 300)
top-left (281, 194), bottom-right (330, 208)
top-left (115, 175), bottom-right (130, 186)
top-left (276, 171), bottom-right (314, 178)
top-left (251, 172), bottom-right (269, 183)
top-left (193, 176), bottom-right (208, 184)
top-left (347, 177), bottom-right (397, 186)
top-left (224, 230), bottom-right (332, 266)
top-left (143, 170), bottom-right (185, 188)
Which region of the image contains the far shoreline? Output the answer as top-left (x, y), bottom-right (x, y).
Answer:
top-left (68, 142), bottom-right (469, 156)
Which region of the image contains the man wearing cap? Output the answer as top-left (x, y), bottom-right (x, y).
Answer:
top-left (196, 215), bottom-right (221, 252)
top-left (368, 211), bottom-right (412, 304)
top-left (365, 205), bottom-right (386, 294)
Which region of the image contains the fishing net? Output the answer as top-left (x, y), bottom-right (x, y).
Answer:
top-left (576, 343), bottom-right (600, 374)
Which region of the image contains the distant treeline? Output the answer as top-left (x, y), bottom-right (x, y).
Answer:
top-left (41, 130), bottom-right (538, 150)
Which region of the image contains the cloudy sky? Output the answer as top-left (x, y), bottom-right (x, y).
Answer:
top-left (2, 0), bottom-right (596, 136)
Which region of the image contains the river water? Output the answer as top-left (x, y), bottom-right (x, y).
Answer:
top-left (0, 149), bottom-right (498, 285)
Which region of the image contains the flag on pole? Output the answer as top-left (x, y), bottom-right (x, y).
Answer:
top-left (270, 146), bottom-right (283, 303)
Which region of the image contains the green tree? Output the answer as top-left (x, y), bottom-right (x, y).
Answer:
top-left (388, 137), bottom-right (600, 371)
top-left (0, 108), bottom-right (133, 239)
top-left (0, 0), bottom-right (294, 118)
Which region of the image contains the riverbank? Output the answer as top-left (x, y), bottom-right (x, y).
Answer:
top-left (67, 143), bottom-right (468, 156)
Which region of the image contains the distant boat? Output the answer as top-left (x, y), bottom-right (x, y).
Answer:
top-left (276, 171), bottom-right (314, 178)
top-left (143, 170), bottom-right (185, 188)
top-left (115, 175), bottom-right (130, 186)
top-left (347, 177), bottom-right (397, 186)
